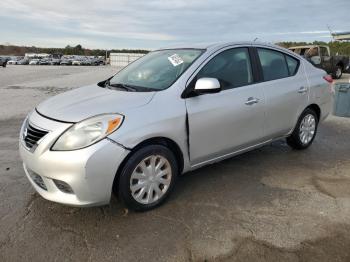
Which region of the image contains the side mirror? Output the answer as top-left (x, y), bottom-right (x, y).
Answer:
top-left (310, 56), bottom-right (321, 65)
top-left (194, 78), bottom-right (221, 94)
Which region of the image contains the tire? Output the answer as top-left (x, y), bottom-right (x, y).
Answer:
top-left (117, 144), bottom-right (178, 211)
top-left (286, 108), bottom-right (318, 150)
top-left (332, 65), bottom-right (343, 79)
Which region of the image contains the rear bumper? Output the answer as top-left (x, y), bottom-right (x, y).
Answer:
top-left (19, 111), bottom-right (130, 207)
top-left (320, 91), bottom-right (333, 122)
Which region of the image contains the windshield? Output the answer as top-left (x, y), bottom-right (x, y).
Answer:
top-left (109, 49), bottom-right (204, 91)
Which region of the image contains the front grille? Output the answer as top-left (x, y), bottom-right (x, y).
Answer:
top-left (23, 122), bottom-right (48, 149)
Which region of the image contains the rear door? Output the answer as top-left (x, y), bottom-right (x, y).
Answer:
top-left (185, 47), bottom-right (266, 166)
top-left (254, 47), bottom-right (309, 138)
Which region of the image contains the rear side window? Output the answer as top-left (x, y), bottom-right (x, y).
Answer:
top-left (197, 47), bottom-right (253, 90)
top-left (285, 55), bottom-right (299, 76)
top-left (257, 48), bottom-right (289, 81)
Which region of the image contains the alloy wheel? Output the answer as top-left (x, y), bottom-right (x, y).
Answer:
top-left (299, 114), bottom-right (316, 145)
top-left (336, 67), bottom-right (342, 78)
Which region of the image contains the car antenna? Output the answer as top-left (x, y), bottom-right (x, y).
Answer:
top-left (253, 37), bottom-right (258, 42)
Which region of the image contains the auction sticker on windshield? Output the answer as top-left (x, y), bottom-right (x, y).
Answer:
top-left (168, 54), bottom-right (184, 66)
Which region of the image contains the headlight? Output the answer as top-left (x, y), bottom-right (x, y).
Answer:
top-left (52, 114), bottom-right (124, 151)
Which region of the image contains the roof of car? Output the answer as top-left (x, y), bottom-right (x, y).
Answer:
top-left (157, 41), bottom-right (281, 51)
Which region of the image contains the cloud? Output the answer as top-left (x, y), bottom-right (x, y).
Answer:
top-left (0, 0), bottom-right (349, 49)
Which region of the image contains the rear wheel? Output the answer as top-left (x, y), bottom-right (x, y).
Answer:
top-left (117, 145), bottom-right (178, 211)
top-left (286, 108), bottom-right (318, 150)
top-left (333, 65), bottom-right (343, 79)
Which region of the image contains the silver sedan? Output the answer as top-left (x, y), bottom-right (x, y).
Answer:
top-left (19, 42), bottom-right (333, 211)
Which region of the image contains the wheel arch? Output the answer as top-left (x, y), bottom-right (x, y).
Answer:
top-left (112, 137), bottom-right (184, 194)
top-left (336, 61), bottom-right (344, 70)
top-left (306, 104), bottom-right (321, 121)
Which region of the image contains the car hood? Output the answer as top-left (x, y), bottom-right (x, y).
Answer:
top-left (36, 85), bottom-right (155, 122)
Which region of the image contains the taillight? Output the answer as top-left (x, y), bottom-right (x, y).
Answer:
top-left (323, 75), bottom-right (335, 93)
top-left (323, 75), bottom-right (333, 83)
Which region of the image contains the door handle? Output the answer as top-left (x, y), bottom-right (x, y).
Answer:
top-left (245, 97), bottom-right (260, 105)
top-left (298, 86), bottom-right (308, 94)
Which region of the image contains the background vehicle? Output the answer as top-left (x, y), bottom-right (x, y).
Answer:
top-left (60, 59), bottom-right (72, 65)
top-left (17, 58), bottom-right (29, 65)
top-left (80, 57), bottom-right (105, 66)
top-left (20, 42), bottom-right (332, 211)
top-left (49, 58), bottom-right (61, 65)
top-left (289, 45), bottom-right (349, 79)
top-left (7, 56), bottom-right (22, 65)
top-left (81, 59), bottom-right (93, 66)
top-left (91, 57), bottom-right (105, 65)
top-left (29, 59), bottom-right (40, 65)
top-left (39, 59), bottom-right (50, 65)
top-left (0, 56), bottom-right (9, 67)
top-left (72, 59), bottom-right (83, 65)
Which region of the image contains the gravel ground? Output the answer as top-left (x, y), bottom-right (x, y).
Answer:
top-left (1, 65), bottom-right (350, 262)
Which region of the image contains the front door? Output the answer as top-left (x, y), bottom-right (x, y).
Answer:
top-left (185, 47), bottom-right (266, 166)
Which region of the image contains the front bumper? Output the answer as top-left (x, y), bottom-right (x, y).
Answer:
top-left (19, 110), bottom-right (130, 207)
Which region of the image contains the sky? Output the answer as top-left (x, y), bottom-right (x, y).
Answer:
top-left (0, 0), bottom-right (349, 50)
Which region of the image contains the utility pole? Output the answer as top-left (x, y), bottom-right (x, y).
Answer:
top-left (327, 24), bottom-right (335, 41)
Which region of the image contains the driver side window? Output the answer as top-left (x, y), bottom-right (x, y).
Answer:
top-left (196, 48), bottom-right (253, 90)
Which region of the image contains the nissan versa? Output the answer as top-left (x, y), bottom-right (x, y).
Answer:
top-left (19, 42), bottom-right (332, 211)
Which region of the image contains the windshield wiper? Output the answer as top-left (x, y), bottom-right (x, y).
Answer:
top-left (105, 80), bottom-right (158, 92)
top-left (130, 85), bottom-right (159, 92)
top-left (106, 82), bottom-right (136, 92)
top-left (121, 84), bottom-right (159, 92)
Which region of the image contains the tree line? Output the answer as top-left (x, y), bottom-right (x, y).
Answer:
top-left (2, 41), bottom-right (350, 57)
top-left (0, 44), bottom-right (149, 56)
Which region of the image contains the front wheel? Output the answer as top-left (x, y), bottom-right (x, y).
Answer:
top-left (333, 65), bottom-right (343, 79)
top-left (286, 108), bottom-right (318, 150)
top-left (117, 145), bottom-right (178, 211)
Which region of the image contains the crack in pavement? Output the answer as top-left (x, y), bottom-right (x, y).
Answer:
top-left (6, 85), bottom-right (74, 95)
top-left (149, 213), bottom-right (193, 238)
top-left (192, 227), bottom-right (350, 262)
top-left (0, 192), bottom-right (40, 251)
top-left (45, 216), bottom-right (93, 262)
top-left (312, 176), bottom-right (350, 199)
top-left (23, 193), bottom-right (40, 223)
